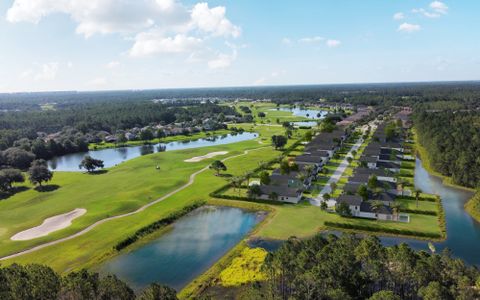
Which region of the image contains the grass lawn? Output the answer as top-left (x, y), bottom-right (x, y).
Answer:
top-left (397, 198), bottom-right (437, 212)
top-left (254, 203), bottom-right (442, 240)
top-left (0, 139), bottom-right (273, 259)
top-left (1, 142), bottom-right (281, 272)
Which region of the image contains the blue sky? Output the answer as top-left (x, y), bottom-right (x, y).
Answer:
top-left (0, 0), bottom-right (479, 92)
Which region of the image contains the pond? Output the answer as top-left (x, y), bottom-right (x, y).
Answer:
top-left (292, 121), bottom-right (318, 128)
top-left (101, 206), bottom-right (264, 292)
top-left (48, 132), bottom-right (257, 171)
top-left (273, 107), bottom-right (328, 119)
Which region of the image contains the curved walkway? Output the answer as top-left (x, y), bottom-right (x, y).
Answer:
top-left (0, 146), bottom-right (268, 261)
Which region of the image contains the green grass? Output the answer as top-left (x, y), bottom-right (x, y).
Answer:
top-left (397, 198), bottom-right (437, 213)
top-left (465, 192), bottom-right (480, 223)
top-left (255, 203), bottom-right (442, 240)
top-left (0, 141), bottom-right (278, 272)
top-left (0, 140), bottom-right (271, 259)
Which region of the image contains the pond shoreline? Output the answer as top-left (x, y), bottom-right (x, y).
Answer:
top-left (99, 205), bottom-right (266, 292)
top-left (48, 132), bottom-right (258, 171)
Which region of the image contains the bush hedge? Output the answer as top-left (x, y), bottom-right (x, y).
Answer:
top-left (324, 221), bottom-right (442, 239)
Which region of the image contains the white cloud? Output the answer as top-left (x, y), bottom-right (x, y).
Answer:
top-left (106, 61), bottom-right (120, 69)
top-left (130, 33), bottom-right (202, 56)
top-left (412, 1), bottom-right (448, 19)
top-left (6, 0), bottom-right (180, 37)
top-left (190, 3), bottom-right (241, 38)
top-left (326, 39), bottom-right (341, 48)
top-left (6, 0), bottom-right (241, 68)
top-left (430, 1), bottom-right (448, 14)
top-left (208, 49), bottom-right (237, 69)
top-left (393, 12), bottom-right (405, 20)
top-left (398, 23), bottom-right (421, 33)
top-left (299, 36), bottom-right (324, 43)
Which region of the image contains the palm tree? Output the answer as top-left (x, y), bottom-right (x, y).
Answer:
top-left (415, 188), bottom-right (422, 208)
top-left (370, 200), bottom-right (384, 219)
top-left (390, 202), bottom-right (402, 221)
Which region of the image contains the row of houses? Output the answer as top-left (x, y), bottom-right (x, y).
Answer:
top-left (103, 119), bottom-right (225, 143)
top-left (336, 116), bottom-right (411, 222)
top-left (254, 128), bottom-right (349, 203)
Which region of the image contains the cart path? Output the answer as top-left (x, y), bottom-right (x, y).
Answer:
top-left (0, 146), bottom-right (268, 261)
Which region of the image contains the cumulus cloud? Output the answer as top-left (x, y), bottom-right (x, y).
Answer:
top-left (190, 3), bottom-right (241, 38)
top-left (6, 0), bottom-right (181, 37)
top-left (130, 33), bottom-right (202, 56)
top-left (6, 0), bottom-right (241, 68)
top-left (326, 39), bottom-right (341, 48)
top-left (430, 1), bottom-right (448, 14)
top-left (398, 23), bottom-right (421, 33)
top-left (393, 12), bottom-right (405, 20)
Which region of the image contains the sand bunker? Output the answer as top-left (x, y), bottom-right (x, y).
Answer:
top-left (184, 151), bottom-right (229, 162)
top-left (11, 208), bottom-right (87, 241)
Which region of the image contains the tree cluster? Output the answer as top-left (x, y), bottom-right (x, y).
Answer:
top-left (0, 264), bottom-right (177, 300)
top-left (259, 234), bottom-right (479, 300)
top-left (414, 110), bottom-right (480, 188)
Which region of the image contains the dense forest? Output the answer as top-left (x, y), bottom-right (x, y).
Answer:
top-left (414, 109), bottom-right (480, 188)
top-left (0, 264), bottom-right (177, 300)
top-left (243, 234), bottom-right (479, 300)
top-left (2, 82), bottom-right (480, 110)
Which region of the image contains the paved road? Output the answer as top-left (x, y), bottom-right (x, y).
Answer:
top-left (0, 147), bottom-right (267, 261)
top-left (310, 123), bottom-right (375, 207)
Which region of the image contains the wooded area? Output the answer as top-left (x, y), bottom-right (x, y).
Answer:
top-left (414, 109), bottom-right (480, 188)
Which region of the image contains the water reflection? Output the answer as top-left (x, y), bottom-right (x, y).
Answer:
top-left (101, 206), bottom-right (263, 291)
top-left (48, 132), bottom-right (257, 172)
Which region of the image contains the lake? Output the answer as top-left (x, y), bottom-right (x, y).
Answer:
top-left (101, 206), bottom-right (264, 291)
top-left (48, 132), bottom-right (257, 171)
top-left (273, 107), bottom-right (328, 119)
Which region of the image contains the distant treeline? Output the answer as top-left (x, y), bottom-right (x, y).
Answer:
top-left (253, 234), bottom-right (479, 300)
top-left (0, 264), bottom-right (178, 299)
top-left (3, 81), bottom-right (480, 110)
top-left (414, 109), bottom-right (480, 188)
top-left (0, 102), bottom-right (238, 170)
